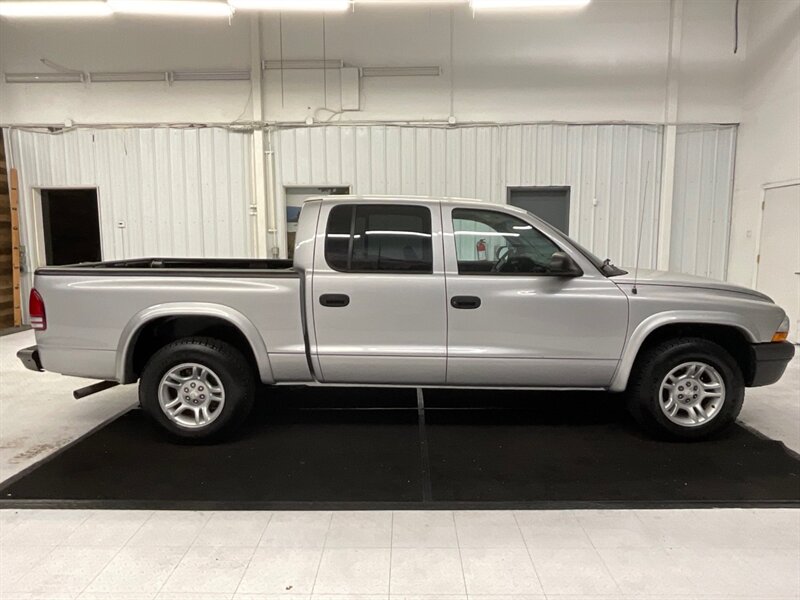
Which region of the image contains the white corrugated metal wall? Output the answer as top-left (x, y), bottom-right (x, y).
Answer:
top-left (274, 123), bottom-right (736, 277)
top-left (6, 126), bottom-right (253, 317)
top-left (8, 127), bottom-right (253, 262)
top-left (5, 122), bottom-right (736, 312)
top-left (670, 124), bottom-right (737, 280)
top-left (273, 123), bottom-right (665, 269)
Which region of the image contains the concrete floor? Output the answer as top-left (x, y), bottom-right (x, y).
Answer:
top-left (0, 330), bottom-right (137, 483)
top-left (1, 329), bottom-right (799, 599)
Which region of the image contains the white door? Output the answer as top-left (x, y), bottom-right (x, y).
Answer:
top-left (757, 183), bottom-right (800, 343)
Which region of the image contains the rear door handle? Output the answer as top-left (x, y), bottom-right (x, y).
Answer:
top-left (451, 295), bottom-right (481, 309)
top-left (319, 293), bottom-right (350, 307)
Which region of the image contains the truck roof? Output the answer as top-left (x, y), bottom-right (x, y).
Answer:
top-left (304, 194), bottom-right (488, 205)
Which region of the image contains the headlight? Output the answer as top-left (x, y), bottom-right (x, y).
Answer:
top-left (772, 315), bottom-right (790, 342)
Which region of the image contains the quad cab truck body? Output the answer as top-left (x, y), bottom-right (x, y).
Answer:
top-left (18, 196), bottom-right (794, 441)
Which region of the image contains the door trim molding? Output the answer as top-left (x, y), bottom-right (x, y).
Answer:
top-left (762, 178), bottom-right (800, 190)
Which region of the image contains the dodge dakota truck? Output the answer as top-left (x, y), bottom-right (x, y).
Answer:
top-left (18, 196), bottom-right (794, 441)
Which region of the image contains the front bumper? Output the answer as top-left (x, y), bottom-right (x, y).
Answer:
top-left (17, 345), bottom-right (43, 372)
top-left (748, 341), bottom-right (795, 387)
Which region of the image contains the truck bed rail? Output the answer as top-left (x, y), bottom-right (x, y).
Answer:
top-left (36, 257), bottom-right (297, 278)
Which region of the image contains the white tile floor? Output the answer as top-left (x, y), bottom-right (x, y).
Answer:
top-left (1, 507), bottom-right (798, 599)
top-left (1, 330), bottom-right (799, 599)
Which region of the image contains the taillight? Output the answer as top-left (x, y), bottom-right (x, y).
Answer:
top-left (29, 289), bottom-right (46, 331)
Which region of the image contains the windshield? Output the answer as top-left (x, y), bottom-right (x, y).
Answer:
top-left (522, 210), bottom-right (628, 277)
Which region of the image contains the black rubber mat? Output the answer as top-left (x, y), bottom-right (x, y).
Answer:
top-left (1, 387), bottom-right (798, 509)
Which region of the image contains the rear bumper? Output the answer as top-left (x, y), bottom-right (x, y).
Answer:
top-left (748, 341), bottom-right (795, 387)
top-left (17, 345), bottom-right (43, 372)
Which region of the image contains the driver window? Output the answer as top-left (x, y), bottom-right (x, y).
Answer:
top-left (452, 208), bottom-right (561, 275)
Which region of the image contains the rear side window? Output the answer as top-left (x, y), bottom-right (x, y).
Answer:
top-left (325, 204), bottom-right (433, 273)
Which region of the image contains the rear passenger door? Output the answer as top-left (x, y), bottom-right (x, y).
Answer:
top-left (310, 201), bottom-right (447, 384)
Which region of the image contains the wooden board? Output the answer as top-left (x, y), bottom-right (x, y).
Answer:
top-left (0, 130), bottom-right (16, 328)
top-left (10, 169), bottom-right (21, 326)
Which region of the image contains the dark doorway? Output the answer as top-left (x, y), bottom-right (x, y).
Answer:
top-left (40, 189), bottom-right (101, 265)
top-left (508, 186), bottom-right (571, 234)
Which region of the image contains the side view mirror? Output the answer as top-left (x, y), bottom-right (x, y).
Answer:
top-left (548, 251), bottom-right (583, 276)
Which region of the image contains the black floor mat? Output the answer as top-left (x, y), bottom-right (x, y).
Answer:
top-left (2, 387), bottom-right (798, 509)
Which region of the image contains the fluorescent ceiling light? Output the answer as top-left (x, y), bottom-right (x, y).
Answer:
top-left (230, 0), bottom-right (350, 11)
top-left (361, 66), bottom-right (440, 77)
top-left (263, 59), bottom-right (344, 70)
top-left (5, 72), bottom-right (85, 83)
top-left (470, 0), bottom-right (590, 9)
top-left (0, 1), bottom-right (112, 17)
top-left (355, 1), bottom-right (464, 4)
top-left (108, 0), bottom-right (232, 17)
top-left (171, 69), bottom-right (250, 81)
top-left (90, 71), bottom-right (167, 82)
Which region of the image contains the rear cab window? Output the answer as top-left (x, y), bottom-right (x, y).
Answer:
top-left (325, 204), bottom-right (433, 273)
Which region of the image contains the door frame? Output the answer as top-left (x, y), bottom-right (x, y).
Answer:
top-left (31, 186), bottom-right (103, 269)
top-left (753, 178), bottom-right (800, 289)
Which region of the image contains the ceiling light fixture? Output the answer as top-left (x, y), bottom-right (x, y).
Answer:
top-left (361, 66), bottom-right (440, 77)
top-left (355, 1), bottom-right (464, 4)
top-left (5, 72), bottom-right (86, 83)
top-left (171, 69), bottom-right (250, 81)
top-left (0, 1), bottom-right (112, 18)
top-left (108, 0), bottom-right (233, 17)
top-left (469, 0), bottom-right (590, 10)
top-left (90, 71), bottom-right (168, 82)
top-left (229, 0), bottom-right (350, 11)
top-left (263, 59), bottom-right (344, 70)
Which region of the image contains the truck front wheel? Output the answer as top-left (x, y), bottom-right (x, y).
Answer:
top-left (626, 337), bottom-right (744, 440)
top-left (139, 337), bottom-right (255, 442)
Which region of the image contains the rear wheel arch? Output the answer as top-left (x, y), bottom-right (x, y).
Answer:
top-left (118, 306), bottom-right (272, 384)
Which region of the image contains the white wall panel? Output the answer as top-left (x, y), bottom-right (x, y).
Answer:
top-left (273, 123), bottom-right (663, 269)
top-left (670, 124), bottom-right (737, 280)
top-left (8, 126), bottom-right (253, 262)
top-left (7, 126), bottom-right (253, 315)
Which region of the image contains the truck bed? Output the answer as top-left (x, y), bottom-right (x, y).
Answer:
top-left (36, 257), bottom-right (296, 277)
top-left (32, 257), bottom-right (306, 383)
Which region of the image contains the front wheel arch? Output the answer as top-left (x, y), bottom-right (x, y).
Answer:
top-left (611, 320), bottom-right (756, 392)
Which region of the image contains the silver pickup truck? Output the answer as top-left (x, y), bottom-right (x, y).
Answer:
top-left (18, 196), bottom-right (794, 442)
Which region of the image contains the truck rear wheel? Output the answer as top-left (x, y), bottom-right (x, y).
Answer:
top-left (626, 337), bottom-right (744, 441)
top-left (139, 337), bottom-right (255, 442)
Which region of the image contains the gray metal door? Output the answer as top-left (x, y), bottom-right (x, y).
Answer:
top-left (508, 187), bottom-right (570, 234)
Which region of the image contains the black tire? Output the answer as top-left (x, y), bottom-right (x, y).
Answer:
top-left (139, 337), bottom-right (255, 442)
top-left (625, 337), bottom-right (744, 441)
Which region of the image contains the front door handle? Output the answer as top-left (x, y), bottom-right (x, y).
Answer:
top-left (319, 293), bottom-right (350, 307)
top-left (451, 295), bottom-right (481, 309)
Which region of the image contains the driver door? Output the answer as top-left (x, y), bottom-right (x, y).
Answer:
top-left (443, 205), bottom-right (628, 387)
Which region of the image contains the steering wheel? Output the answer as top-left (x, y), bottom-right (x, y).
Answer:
top-left (502, 256), bottom-right (540, 273)
top-left (491, 250), bottom-right (545, 274)
top-left (490, 247), bottom-right (510, 273)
